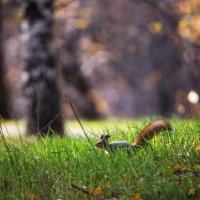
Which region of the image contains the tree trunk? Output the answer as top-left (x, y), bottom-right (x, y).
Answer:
top-left (21, 0), bottom-right (63, 136)
top-left (0, 2), bottom-right (9, 118)
top-left (62, 30), bottom-right (100, 119)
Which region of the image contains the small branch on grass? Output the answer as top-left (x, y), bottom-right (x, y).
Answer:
top-left (71, 183), bottom-right (92, 195)
top-left (64, 95), bottom-right (93, 146)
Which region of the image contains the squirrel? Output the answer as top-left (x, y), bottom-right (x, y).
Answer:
top-left (95, 120), bottom-right (172, 152)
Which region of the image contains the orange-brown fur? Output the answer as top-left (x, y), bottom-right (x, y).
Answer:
top-left (133, 120), bottom-right (172, 147)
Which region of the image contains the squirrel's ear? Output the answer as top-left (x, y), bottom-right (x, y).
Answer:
top-left (100, 135), bottom-right (105, 139)
top-left (103, 135), bottom-right (110, 140)
top-left (100, 134), bottom-right (110, 140)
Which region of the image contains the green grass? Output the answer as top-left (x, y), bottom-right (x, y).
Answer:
top-left (0, 119), bottom-right (200, 199)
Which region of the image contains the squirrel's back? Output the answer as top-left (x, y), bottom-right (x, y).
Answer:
top-left (108, 141), bottom-right (134, 151)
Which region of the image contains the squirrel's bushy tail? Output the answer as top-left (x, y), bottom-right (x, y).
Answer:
top-left (133, 120), bottom-right (172, 147)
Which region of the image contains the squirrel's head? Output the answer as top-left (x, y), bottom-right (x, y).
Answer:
top-left (95, 134), bottom-right (110, 148)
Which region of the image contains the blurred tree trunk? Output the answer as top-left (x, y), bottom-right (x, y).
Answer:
top-left (62, 30), bottom-right (100, 119)
top-left (21, 0), bottom-right (63, 136)
top-left (0, 2), bottom-right (9, 118)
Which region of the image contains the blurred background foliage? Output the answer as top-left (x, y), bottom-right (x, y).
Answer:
top-left (1, 0), bottom-right (200, 119)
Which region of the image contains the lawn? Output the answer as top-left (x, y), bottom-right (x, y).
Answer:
top-left (0, 119), bottom-right (199, 199)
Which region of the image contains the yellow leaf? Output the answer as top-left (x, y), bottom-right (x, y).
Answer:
top-left (173, 164), bottom-right (182, 171)
top-left (28, 192), bottom-right (39, 200)
top-left (173, 164), bottom-right (200, 172)
top-left (188, 188), bottom-right (195, 196)
top-left (93, 186), bottom-right (102, 196)
top-left (74, 19), bottom-right (88, 30)
top-left (148, 22), bottom-right (163, 33)
top-left (179, 20), bottom-right (187, 30)
top-left (133, 192), bottom-right (142, 200)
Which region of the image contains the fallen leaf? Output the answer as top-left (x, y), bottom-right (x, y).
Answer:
top-left (93, 186), bottom-right (102, 196)
top-left (173, 164), bottom-right (182, 171)
top-left (172, 164), bottom-right (200, 172)
top-left (188, 188), bottom-right (195, 196)
top-left (133, 192), bottom-right (142, 200)
top-left (28, 192), bottom-right (39, 200)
